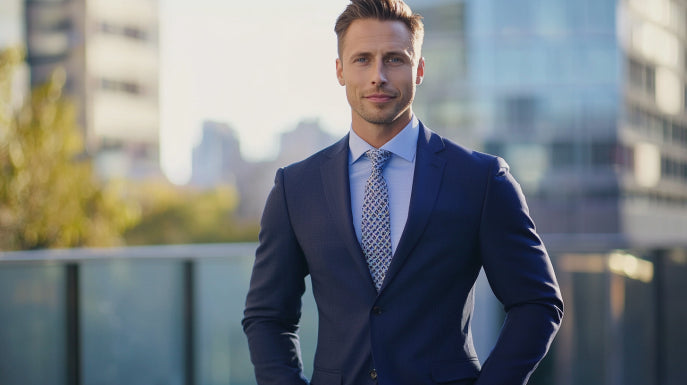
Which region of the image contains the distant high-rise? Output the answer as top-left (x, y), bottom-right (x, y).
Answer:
top-left (191, 121), bottom-right (244, 187)
top-left (275, 119), bottom-right (338, 167)
top-left (25, 0), bottom-right (160, 180)
top-left (189, 119), bottom-right (337, 219)
top-left (415, 0), bottom-right (687, 245)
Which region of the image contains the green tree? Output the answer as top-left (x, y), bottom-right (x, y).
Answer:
top-left (0, 48), bottom-right (139, 250)
top-left (123, 181), bottom-right (259, 245)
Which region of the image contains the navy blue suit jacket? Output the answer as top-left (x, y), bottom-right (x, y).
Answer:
top-left (243, 124), bottom-right (563, 385)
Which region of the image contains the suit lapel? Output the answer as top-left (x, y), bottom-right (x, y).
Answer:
top-left (380, 124), bottom-right (446, 293)
top-left (320, 135), bottom-right (378, 293)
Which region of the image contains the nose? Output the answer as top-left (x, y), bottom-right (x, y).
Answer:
top-left (371, 61), bottom-right (387, 86)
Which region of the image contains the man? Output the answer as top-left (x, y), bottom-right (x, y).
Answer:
top-left (242, 1), bottom-right (563, 384)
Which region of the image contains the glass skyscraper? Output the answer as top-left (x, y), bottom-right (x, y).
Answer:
top-left (416, 0), bottom-right (687, 240)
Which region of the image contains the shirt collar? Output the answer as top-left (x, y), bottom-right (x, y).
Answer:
top-left (349, 115), bottom-right (419, 164)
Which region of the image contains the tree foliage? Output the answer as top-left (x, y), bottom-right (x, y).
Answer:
top-left (123, 181), bottom-right (258, 245)
top-left (0, 48), bottom-right (139, 250)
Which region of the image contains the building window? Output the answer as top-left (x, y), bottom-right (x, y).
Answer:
top-left (626, 104), bottom-right (643, 127)
top-left (645, 65), bottom-right (655, 99)
top-left (591, 142), bottom-right (615, 166)
top-left (660, 155), bottom-right (687, 183)
top-left (101, 138), bottom-right (124, 150)
top-left (616, 144), bottom-right (635, 171)
top-left (627, 57), bottom-right (657, 101)
top-left (100, 78), bottom-right (142, 95)
top-left (98, 22), bottom-right (149, 41)
top-left (123, 26), bottom-right (148, 40)
top-left (626, 101), bottom-right (687, 150)
top-left (551, 141), bottom-right (576, 167)
top-left (663, 119), bottom-right (672, 143)
top-left (501, 95), bottom-right (537, 134)
top-left (661, 156), bottom-right (670, 178)
top-left (628, 57), bottom-right (643, 89)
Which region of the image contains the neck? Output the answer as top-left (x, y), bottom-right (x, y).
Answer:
top-left (352, 113), bottom-right (412, 149)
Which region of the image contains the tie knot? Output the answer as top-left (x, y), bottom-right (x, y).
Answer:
top-left (366, 149), bottom-right (392, 171)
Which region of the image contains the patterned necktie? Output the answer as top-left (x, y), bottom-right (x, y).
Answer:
top-left (362, 149), bottom-right (393, 292)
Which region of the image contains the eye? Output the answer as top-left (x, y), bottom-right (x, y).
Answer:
top-left (386, 57), bottom-right (403, 65)
top-left (354, 57), bottom-right (368, 64)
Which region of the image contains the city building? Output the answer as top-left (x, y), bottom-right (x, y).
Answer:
top-left (0, 0), bottom-right (23, 49)
top-left (25, 0), bottom-right (161, 180)
top-left (275, 119), bottom-right (338, 167)
top-left (0, 0), bottom-right (28, 108)
top-left (190, 119), bottom-right (337, 220)
top-left (413, 1), bottom-right (687, 384)
top-left (190, 121), bottom-right (244, 188)
top-left (247, 119), bottom-right (337, 219)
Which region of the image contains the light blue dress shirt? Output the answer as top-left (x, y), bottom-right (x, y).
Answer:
top-left (349, 116), bottom-right (419, 254)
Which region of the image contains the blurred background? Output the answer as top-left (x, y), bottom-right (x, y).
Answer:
top-left (1, 0), bottom-right (686, 384)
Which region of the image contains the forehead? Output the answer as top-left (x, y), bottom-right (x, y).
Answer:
top-left (341, 19), bottom-right (414, 57)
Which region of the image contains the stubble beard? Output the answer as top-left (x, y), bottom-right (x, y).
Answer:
top-left (353, 91), bottom-right (415, 127)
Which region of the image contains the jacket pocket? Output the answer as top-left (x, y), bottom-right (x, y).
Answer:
top-left (310, 367), bottom-right (342, 385)
top-left (430, 359), bottom-right (480, 384)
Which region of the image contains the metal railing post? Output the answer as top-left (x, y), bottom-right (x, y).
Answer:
top-left (183, 260), bottom-right (196, 385)
top-left (66, 263), bottom-right (81, 385)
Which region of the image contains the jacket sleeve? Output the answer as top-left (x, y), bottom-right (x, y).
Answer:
top-left (242, 168), bottom-right (310, 385)
top-left (475, 157), bottom-right (564, 385)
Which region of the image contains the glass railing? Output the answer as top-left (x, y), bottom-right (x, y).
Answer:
top-left (5, 243), bottom-right (677, 385)
top-left (0, 243), bottom-right (318, 385)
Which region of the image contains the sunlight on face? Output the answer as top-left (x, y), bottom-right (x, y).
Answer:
top-left (335, 19), bottom-right (424, 143)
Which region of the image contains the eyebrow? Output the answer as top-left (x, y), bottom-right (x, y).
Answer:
top-left (349, 49), bottom-right (413, 60)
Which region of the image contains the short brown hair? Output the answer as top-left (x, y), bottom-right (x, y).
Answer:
top-left (334, 0), bottom-right (424, 60)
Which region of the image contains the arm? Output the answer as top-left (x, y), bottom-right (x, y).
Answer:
top-left (242, 168), bottom-right (310, 385)
top-left (475, 157), bottom-right (564, 385)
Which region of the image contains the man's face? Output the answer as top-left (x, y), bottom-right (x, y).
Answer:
top-left (336, 19), bottom-right (424, 130)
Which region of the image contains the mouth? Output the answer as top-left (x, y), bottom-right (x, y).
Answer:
top-left (365, 93), bottom-right (395, 103)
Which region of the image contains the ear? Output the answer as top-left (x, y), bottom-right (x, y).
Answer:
top-left (415, 57), bottom-right (425, 85)
top-left (336, 58), bottom-right (345, 86)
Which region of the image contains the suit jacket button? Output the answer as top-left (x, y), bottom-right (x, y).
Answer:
top-left (370, 369), bottom-right (378, 380)
top-left (372, 306), bottom-right (382, 315)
